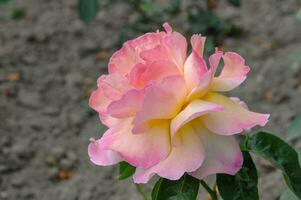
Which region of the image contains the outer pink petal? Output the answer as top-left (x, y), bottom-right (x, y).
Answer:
top-left (202, 93), bottom-right (269, 135)
top-left (88, 87), bottom-right (111, 113)
top-left (108, 32), bottom-right (165, 75)
top-left (186, 70), bottom-right (212, 101)
top-left (98, 113), bottom-right (121, 128)
top-left (100, 118), bottom-right (171, 169)
top-left (209, 50), bottom-right (223, 73)
top-left (98, 74), bottom-right (133, 101)
top-left (170, 100), bottom-right (223, 139)
top-left (139, 45), bottom-right (170, 65)
top-left (133, 125), bottom-right (204, 183)
top-left (129, 60), bottom-right (181, 89)
top-left (108, 44), bottom-right (137, 75)
top-left (162, 22), bottom-right (172, 33)
top-left (141, 60), bottom-right (181, 83)
top-left (184, 51), bottom-right (208, 92)
top-left (229, 97), bottom-right (250, 132)
top-left (230, 97), bottom-right (248, 109)
top-left (211, 52), bottom-right (250, 91)
top-left (132, 76), bottom-right (187, 132)
top-left (88, 139), bottom-right (121, 166)
top-left (191, 34), bottom-right (206, 58)
top-left (128, 63), bottom-right (147, 89)
top-left (189, 122), bottom-right (243, 179)
top-left (107, 89), bottom-right (144, 118)
top-left (162, 23), bottom-right (187, 71)
top-left (185, 50), bottom-right (222, 101)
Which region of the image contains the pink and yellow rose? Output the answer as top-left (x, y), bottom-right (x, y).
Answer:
top-left (88, 23), bottom-right (269, 183)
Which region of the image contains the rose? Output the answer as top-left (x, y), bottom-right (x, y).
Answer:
top-left (88, 23), bottom-right (269, 183)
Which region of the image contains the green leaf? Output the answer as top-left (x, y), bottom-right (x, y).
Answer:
top-left (117, 161), bottom-right (136, 180)
top-left (152, 174), bottom-right (199, 200)
top-left (298, 149), bottom-right (301, 166)
top-left (288, 115), bottom-right (301, 141)
top-left (280, 149), bottom-right (301, 200)
top-left (227, 0), bottom-right (241, 7)
top-left (217, 151), bottom-right (259, 200)
top-left (78, 0), bottom-right (98, 24)
top-left (280, 188), bottom-right (299, 200)
top-left (243, 131), bottom-right (301, 199)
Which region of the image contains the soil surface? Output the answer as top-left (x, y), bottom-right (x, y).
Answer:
top-left (0, 0), bottom-right (301, 200)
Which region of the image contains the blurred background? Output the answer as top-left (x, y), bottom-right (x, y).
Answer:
top-left (0, 0), bottom-right (301, 199)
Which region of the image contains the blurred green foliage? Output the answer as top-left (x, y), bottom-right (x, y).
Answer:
top-left (0, 0), bottom-right (10, 4)
top-left (227, 0), bottom-right (241, 7)
top-left (11, 7), bottom-right (25, 19)
top-left (0, 0), bottom-right (26, 20)
top-left (296, 9), bottom-right (301, 22)
top-left (187, 4), bottom-right (242, 55)
top-left (79, 0), bottom-right (98, 24)
top-left (78, 0), bottom-right (243, 55)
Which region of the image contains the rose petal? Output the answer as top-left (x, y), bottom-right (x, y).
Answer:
top-left (98, 113), bottom-right (121, 128)
top-left (170, 100), bottom-right (223, 139)
top-left (100, 118), bottom-right (171, 168)
top-left (191, 34), bottom-right (206, 58)
top-left (202, 93), bottom-right (269, 135)
top-left (98, 74), bottom-right (133, 101)
top-left (185, 51), bottom-right (223, 101)
top-left (89, 87), bottom-right (111, 113)
top-left (141, 61), bottom-right (181, 83)
top-left (139, 45), bottom-right (170, 65)
top-left (88, 139), bottom-right (121, 166)
top-left (186, 70), bottom-right (213, 101)
top-left (211, 52), bottom-right (250, 91)
top-left (163, 22), bottom-right (172, 33)
top-left (230, 97), bottom-right (248, 109)
top-left (132, 76), bottom-right (187, 132)
top-left (163, 25), bottom-right (187, 71)
top-left (133, 125), bottom-right (204, 183)
top-left (209, 51), bottom-right (223, 72)
top-left (129, 60), bottom-right (181, 89)
top-left (189, 122), bottom-right (243, 179)
top-left (108, 32), bottom-right (165, 75)
top-left (184, 51), bottom-right (208, 92)
top-left (107, 89), bottom-right (144, 118)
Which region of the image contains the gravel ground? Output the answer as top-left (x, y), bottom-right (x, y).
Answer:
top-left (0, 0), bottom-right (301, 200)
